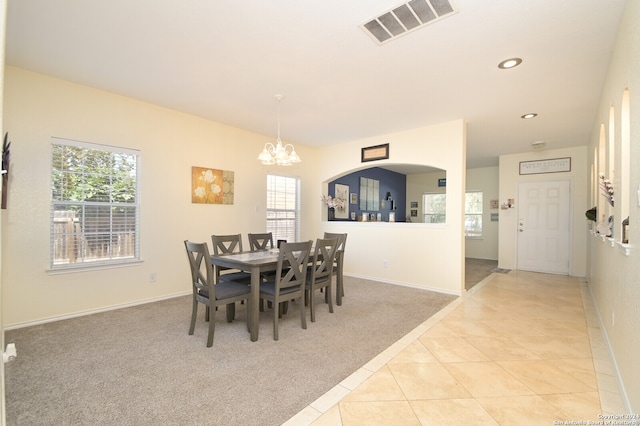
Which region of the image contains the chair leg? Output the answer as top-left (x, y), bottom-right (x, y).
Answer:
top-left (205, 306), bottom-right (210, 322)
top-left (207, 311), bottom-right (215, 347)
top-left (273, 303), bottom-right (279, 341)
top-left (310, 287), bottom-right (316, 322)
top-left (299, 296), bottom-right (307, 330)
top-left (226, 302), bottom-right (236, 322)
top-left (326, 284), bottom-right (334, 314)
top-left (189, 300), bottom-right (198, 335)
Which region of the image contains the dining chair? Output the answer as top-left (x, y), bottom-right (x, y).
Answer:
top-left (306, 237), bottom-right (338, 322)
top-left (323, 232), bottom-right (348, 305)
top-left (211, 234), bottom-right (251, 283)
top-left (248, 232), bottom-right (274, 251)
top-left (248, 232), bottom-right (277, 294)
top-left (184, 240), bottom-right (251, 347)
top-left (259, 240), bottom-right (312, 340)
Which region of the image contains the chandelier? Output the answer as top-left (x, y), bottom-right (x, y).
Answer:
top-left (257, 94), bottom-right (301, 166)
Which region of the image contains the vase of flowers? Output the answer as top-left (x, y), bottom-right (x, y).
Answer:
top-left (322, 195), bottom-right (345, 221)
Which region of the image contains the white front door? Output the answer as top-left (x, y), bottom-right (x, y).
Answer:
top-left (517, 180), bottom-right (571, 274)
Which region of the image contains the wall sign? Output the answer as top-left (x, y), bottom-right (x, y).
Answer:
top-left (361, 143), bottom-right (389, 162)
top-left (519, 157), bottom-right (571, 175)
top-left (438, 178), bottom-right (446, 187)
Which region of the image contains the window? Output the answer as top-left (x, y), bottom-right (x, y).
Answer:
top-left (423, 193), bottom-right (446, 223)
top-left (423, 191), bottom-right (483, 237)
top-left (465, 191), bottom-right (483, 238)
top-left (266, 174), bottom-right (300, 242)
top-left (50, 138), bottom-right (140, 269)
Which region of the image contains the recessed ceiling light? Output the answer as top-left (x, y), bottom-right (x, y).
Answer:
top-left (498, 58), bottom-right (522, 69)
top-left (521, 113), bottom-right (538, 119)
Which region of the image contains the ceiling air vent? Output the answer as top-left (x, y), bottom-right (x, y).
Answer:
top-left (361, 0), bottom-right (457, 45)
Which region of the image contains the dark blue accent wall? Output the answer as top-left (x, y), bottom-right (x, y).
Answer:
top-left (328, 167), bottom-right (407, 222)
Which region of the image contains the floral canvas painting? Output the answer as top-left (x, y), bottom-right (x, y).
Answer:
top-left (192, 166), bottom-right (234, 205)
top-left (334, 183), bottom-right (349, 219)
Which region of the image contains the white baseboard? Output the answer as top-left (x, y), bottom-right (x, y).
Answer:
top-left (3, 290), bottom-right (191, 331)
top-left (586, 284), bottom-right (632, 412)
top-left (344, 272), bottom-right (461, 296)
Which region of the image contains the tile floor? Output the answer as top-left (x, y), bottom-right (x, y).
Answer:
top-left (284, 270), bottom-right (625, 425)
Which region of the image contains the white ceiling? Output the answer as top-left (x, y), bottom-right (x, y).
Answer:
top-left (4, 0), bottom-right (626, 169)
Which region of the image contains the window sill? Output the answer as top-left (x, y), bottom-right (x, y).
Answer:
top-left (47, 259), bottom-right (144, 275)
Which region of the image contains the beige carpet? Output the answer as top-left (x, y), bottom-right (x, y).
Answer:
top-left (4, 276), bottom-right (456, 426)
top-left (465, 257), bottom-right (498, 290)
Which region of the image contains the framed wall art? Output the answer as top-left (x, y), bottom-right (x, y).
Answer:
top-left (334, 183), bottom-right (349, 219)
top-left (361, 143), bottom-right (389, 162)
top-left (192, 166), bottom-right (234, 204)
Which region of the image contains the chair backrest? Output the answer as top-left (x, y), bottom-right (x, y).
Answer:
top-left (211, 234), bottom-right (243, 255)
top-left (248, 232), bottom-right (274, 251)
top-left (323, 232), bottom-right (347, 252)
top-left (276, 241), bottom-right (312, 291)
top-left (309, 237), bottom-right (338, 284)
top-left (323, 233), bottom-right (347, 267)
top-left (184, 240), bottom-right (214, 299)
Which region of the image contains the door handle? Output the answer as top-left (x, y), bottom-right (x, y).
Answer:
top-left (519, 229), bottom-right (524, 232)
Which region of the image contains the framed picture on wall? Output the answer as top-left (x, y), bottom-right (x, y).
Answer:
top-left (361, 143), bottom-right (389, 162)
top-left (350, 193), bottom-right (357, 204)
top-left (334, 183), bottom-right (349, 219)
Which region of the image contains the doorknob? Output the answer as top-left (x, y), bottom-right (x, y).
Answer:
top-left (519, 229), bottom-right (524, 232)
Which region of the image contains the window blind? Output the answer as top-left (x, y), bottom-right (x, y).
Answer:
top-left (266, 174), bottom-right (300, 242)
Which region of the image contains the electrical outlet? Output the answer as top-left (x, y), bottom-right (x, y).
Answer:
top-left (149, 272), bottom-right (157, 283)
top-left (383, 260), bottom-right (388, 268)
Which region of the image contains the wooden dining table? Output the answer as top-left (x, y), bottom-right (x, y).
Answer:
top-left (210, 249), bottom-right (280, 342)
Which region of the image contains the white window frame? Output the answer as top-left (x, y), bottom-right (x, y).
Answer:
top-left (423, 191), bottom-right (483, 238)
top-left (423, 192), bottom-right (446, 224)
top-left (50, 137), bottom-right (140, 270)
top-left (266, 174), bottom-right (300, 242)
top-left (465, 191), bottom-right (483, 239)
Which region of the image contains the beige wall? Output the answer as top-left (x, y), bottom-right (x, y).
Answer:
top-left (498, 146), bottom-right (588, 276)
top-left (318, 120), bottom-right (467, 295)
top-left (1, 67), bottom-right (468, 328)
top-left (405, 166), bottom-right (498, 260)
top-left (1, 67), bottom-right (319, 327)
top-left (406, 169), bottom-right (446, 223)
top-left (465, 167), bottom-right (499, 260)
top-left (1, 0), bottom-right (7, 422)
top-left (586, 0), bottom-right (640, 412)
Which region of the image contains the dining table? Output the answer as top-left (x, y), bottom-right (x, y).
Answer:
top-left (210, 249), bottom-right (281, 341)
